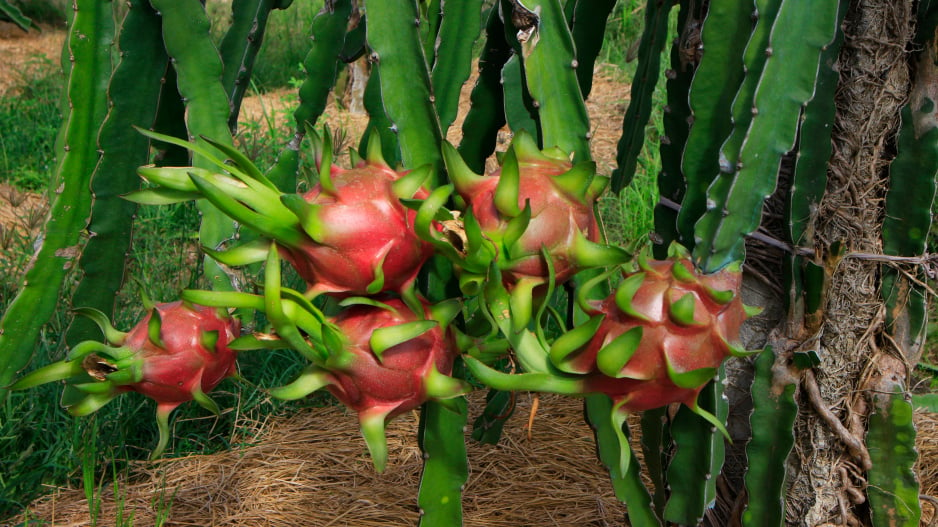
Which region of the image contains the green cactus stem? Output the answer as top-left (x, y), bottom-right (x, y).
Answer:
top-left (639, 406), bottom-right (670, 516)
top-left (712, 0), bottom-right (783, 184)
top-left (867, 388), bottom-right (921, 526)
top-left (513, 0), bottom-right (591, 163)
top-left (654, 0), bottom-right (699, 257)
top-left (293, 0), bottom-right (352, 137)
top-left (150, 0), bottom-right (239, 292)
top-left (360, 67), bottom-right (403, 169)
top-left (565, 0), bottom-right (616, 100)
top-left (0, 0), bottom-right (114, 391)
top-left (364, 0), bottom-right (443, 178)
top-left (219, 0), bottom-right (295, 134)
top-left (785, 1), bottom-right (846, 319)
top-left (693, 0), bottom-right (840, 272)
top-left (672, 0), bottom-right (752, 247)
top-left (663, 374), bottom-right (727, 526)
top-left (457, 5), bottom-right (511, 173)
top-left (501, 55), bottom-right (540, 142)
top-left (471, 388), bottom-right (515, 444)
top-left (788, 1), bottom-right (847, 251)
top-left (611, 0), bottom-right (674, 192)
top-left (429, 0), bottom-right (483, 135)
top-left (0, 0), bottom-right (31, 31)
top-left (150, 63), bottom-right (192, 167)
top-left (741, 348), bottom-right (798, 527)
top-left (881, 42), bottom-right (938, 357)
top-left (585, 395), bottom-right (661, 526)
top-left (66, 0), bottom-right (169, 346)
top-left (417, 395), bottom-right (470, 527)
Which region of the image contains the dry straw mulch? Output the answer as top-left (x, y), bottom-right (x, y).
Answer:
top-left (22, 394), bottom-right (629, 527)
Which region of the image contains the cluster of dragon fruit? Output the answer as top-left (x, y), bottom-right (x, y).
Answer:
top-left (14, 129), bottom-right (757, 469)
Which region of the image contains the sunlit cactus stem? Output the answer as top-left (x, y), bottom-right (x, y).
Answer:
top-left (0, 0), bottom-right (114, 391)
top-left (66, 0), bottom-right (169, 346)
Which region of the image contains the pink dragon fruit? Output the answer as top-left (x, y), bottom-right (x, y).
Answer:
top-left (131, 128), bottom-right (437, 299)
top-left (277, 136), bottom-right (436, 298)
top-left (442, 130), bottom-right (627, 288)
top-left (11, 301), bottom-right (240, 459)
top-left (465, 244), bottom-right (758, 441)
top-left (269, 297), bottom-right (469, 472)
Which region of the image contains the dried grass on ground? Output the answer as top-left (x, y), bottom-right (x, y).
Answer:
top-left (22, 394), bottom-right (629, 526)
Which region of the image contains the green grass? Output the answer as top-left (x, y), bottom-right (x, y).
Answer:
top-left (0, 57), bottom-right (63, 191)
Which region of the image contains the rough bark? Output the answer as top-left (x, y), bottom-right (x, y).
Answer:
top-left (787, 1), bottom-right (914, 525)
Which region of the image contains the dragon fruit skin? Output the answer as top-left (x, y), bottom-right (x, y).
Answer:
top-left (573, 256), bottom-right (749, 413)
top-left (9, 301), bottom-right (241, 459)
top-left (444, 131), bottom-right (624, 288)
top-left (270, 297), bottom-right (469, 472)
top-left (325, 299), bottom-right (456, 417)
top-left (279, 160), bottom-right (435, 298)
top-left (131, 128), bottom-right (437, 300)
top-left (464, 246), bottom-right (757, 428)
top-left (113, 301), bottom-right (240, 406)
top-left (461, 158), bottom-right (600, 284)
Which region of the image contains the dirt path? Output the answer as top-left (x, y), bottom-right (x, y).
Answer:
top-left (0, 22), bottom-right (63, 95)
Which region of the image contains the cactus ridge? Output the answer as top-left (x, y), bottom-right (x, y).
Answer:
top-left (364, 0), bottom-right (443, 176)
top-left (0, 0), bottom-right (114, 387)
top-left (219, 0), bottom-right (284, 133)
top-left (673, 0), bottom-right (752, 247)
top-left (693, 0), bottom-right (841, 271)
top-left (430, 0), bottom-right (484, 135)
top-left (457, 6), bottom-right (512, 173)
top-left (66, 0), bottom-right (169, 346)
top-left (741, 349), bottom-right (797, 527)
top-left (611, 0), bottom-right (674, 192)
top-left (867, 390), bottom-right (922, 526)
top-left (515, 0), bottom-right (591, 163)
top-left (150, 0), bottom-right (240, 291)
top-left (654, 0), bottom-right (700, 256)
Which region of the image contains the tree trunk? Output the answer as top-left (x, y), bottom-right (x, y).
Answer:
top-left (785, 1), bottom-right (915, 524)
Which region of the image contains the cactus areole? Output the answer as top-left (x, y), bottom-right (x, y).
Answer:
top-left (271, 297), bottom-right (469, 472)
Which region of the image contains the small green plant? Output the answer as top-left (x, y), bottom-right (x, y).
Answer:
top-left (0, 57), bottom-right (64, 192)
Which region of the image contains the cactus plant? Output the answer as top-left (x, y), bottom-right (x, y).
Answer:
top-left (2, 1), bottom-right (935, 525)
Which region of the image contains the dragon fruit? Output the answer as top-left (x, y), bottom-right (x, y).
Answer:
top-left (465, 244), bottom-right (758, 437)
top-left (277, 133), bottom-right (436, 298)
top-left (268, 296), bottom-right (470, 472)
top-left (129, 128), bottom-right (436, 298)
top-left (10, 301), bottom-right (240, 459)
top-left (440, 130), bottom-right (627, 288)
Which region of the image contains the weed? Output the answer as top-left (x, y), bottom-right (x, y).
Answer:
top-left (0, 56), bottom-right (63, 192)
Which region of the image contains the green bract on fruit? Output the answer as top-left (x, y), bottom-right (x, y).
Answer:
top-left (438, 130), bottom-right (628, 291)
top-left (465, 244), bottom-right (759, 435)
top-left (269, 297), bottom-right (470, 473)
top-left (127, 128), bottom-right (437, 299)
top-left (10, 301), bottom-right (240, 459)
